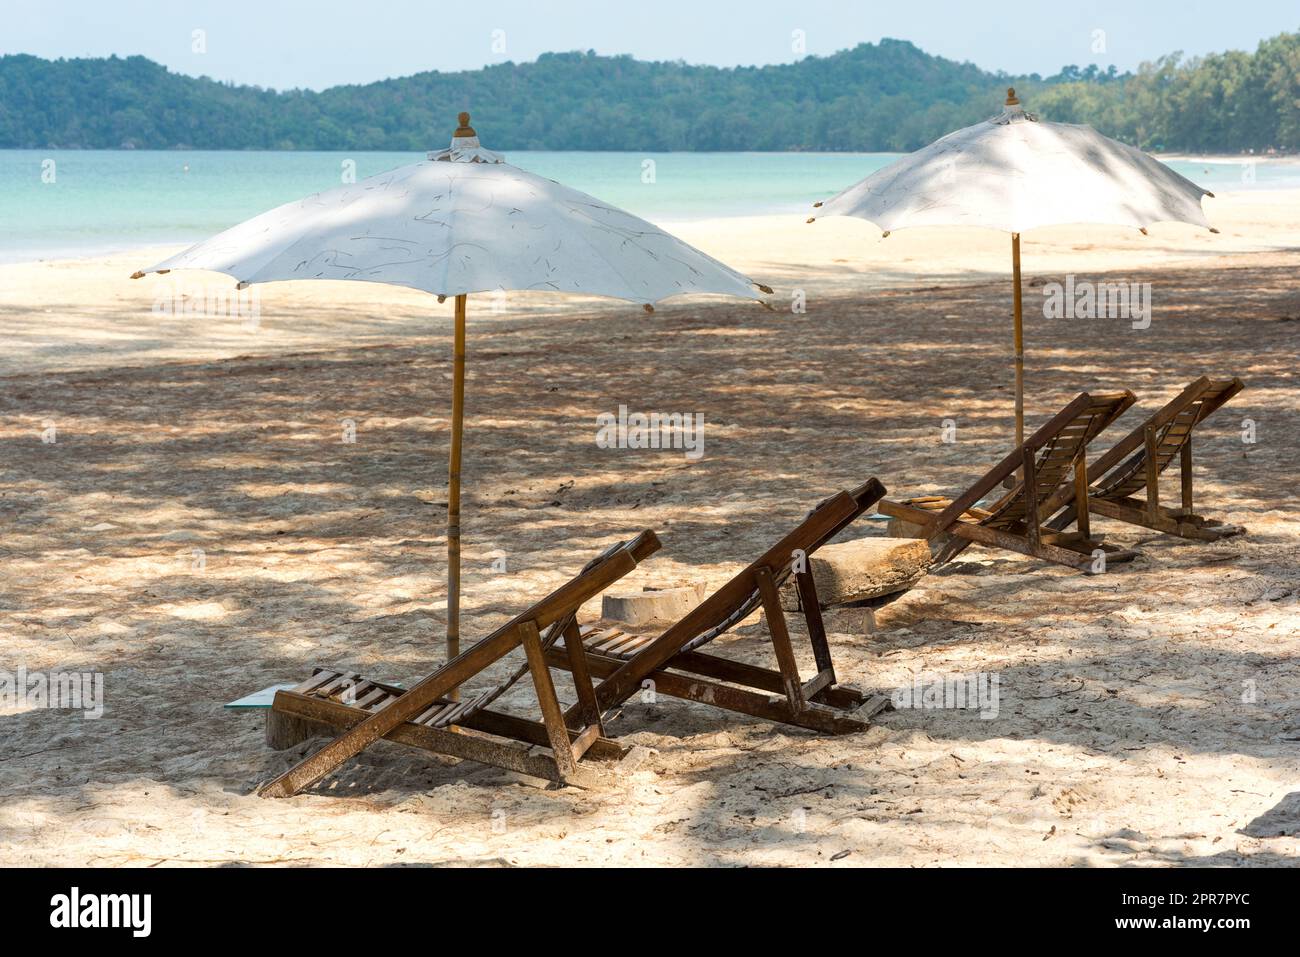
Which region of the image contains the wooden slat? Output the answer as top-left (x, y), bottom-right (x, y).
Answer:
top-left (414, 702), bottom-right (453, 725)
top-left (591, 630), bottom-right (629, 652)
top-left (353, 687), bottom-right (388, 709)
top-left (317, 673), bottom-right (361, 698)
top-left (337, 680), bottom-right (375, 704)
top-left (606, 634), bottom-right (653, 656)
top-left (292, 670), bottom-right (339, 696)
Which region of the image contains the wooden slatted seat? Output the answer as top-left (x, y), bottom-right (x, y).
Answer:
top-left (259, 530), bottom-right (661, 797)
top-left (1043, 377), bottom-right (1245, 542)
top-left (580, 625), bottom-right (658, 660)
top-left (545, 479), bottom-right (893, 736)
top-left (878, 392), bottom-right (1137, 572)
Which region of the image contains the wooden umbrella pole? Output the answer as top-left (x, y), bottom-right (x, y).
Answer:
top-left (446, 293), bottom-right (467, 700)
top-left (1012, 232), bottom-right (1024, 448)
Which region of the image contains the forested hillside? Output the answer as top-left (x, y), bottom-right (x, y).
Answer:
top-left (1, 32), bottom-right (1296, 152)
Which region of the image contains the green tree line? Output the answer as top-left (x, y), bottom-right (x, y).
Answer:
top-left (1, 33), bottom-right (1296, 153)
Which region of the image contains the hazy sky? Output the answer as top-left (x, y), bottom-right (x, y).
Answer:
top-left (6, 1), bottom-right (1296, 91)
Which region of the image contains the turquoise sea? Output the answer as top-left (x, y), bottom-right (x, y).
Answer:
top-left (2, 149), bottom-right (1297, 264)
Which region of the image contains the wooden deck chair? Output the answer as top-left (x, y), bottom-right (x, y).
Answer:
top-left (544, 479), bottom-right (892, 736)
top-left (877, 392), bottom-right (1137, 573)
top-left (259, 530), bottom-right (661, 797)
top-left (1042, 377), bottom-right (1245, 542)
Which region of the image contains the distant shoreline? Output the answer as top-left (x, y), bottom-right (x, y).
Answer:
top-left (7, 187), bottom-right (1300, 269)
top-left (1156, 153), bottom-right (1300, 165)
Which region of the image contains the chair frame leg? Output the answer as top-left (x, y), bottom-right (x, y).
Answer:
top-left (520, 620), bottom-right (580, 783)
top-left (561, 619), bottom-right (605, 736)
top-left (1144, 424), bottom-right (1161, 522)
top-left (756, 567), bottom-right (806, 714)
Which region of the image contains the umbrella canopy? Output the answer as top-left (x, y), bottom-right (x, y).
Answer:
top-left (810, 88), bottom-right (1216, 448)
top-left (816, 90), bottom-right (1214, 234)
top-left (135, 115), bottom-right (764, 306)
top-left (134, 113), bottom-right (769, 678)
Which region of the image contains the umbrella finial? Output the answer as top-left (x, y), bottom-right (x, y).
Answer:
top-left (432, 111), bottom-right (502, 162)
top-left (1005, 87), bottom-right (1020, 106)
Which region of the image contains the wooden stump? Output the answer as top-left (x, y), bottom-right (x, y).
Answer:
top-left (602, 583), bottom-right (706, 625)
top-left (781, 537), bottom-right (931, 611)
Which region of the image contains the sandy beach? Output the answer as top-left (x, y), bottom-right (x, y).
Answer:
top-left (3, 188), bottom-right (1298, 376)
top-left (1, 189), bottom-right (1298, 867)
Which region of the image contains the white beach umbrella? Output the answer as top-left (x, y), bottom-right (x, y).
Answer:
top-left (134, 113), bottom-right (770, 675)
top-left (810, 88), bottom-right (1217, 447)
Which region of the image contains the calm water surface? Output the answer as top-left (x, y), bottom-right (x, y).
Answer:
top-left (2, 149), bottom-right (1294, 263)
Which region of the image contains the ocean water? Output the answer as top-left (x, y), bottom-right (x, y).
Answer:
top-left (2, 149), bottom-right (1297, 264)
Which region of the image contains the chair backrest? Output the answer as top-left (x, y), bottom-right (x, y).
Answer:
top-left (495, 530), bottom-right (661, 638)
top-left (676, 478), bottom-right (887, 653)
top-left (985, 392), bottom-right (1135, 529)
top-left (1090, 377), bottom-right (1244, 500)
top-left (924, 392), bottom-right (1135, 536)
top-left (592, 479), bottom-right (886, 706)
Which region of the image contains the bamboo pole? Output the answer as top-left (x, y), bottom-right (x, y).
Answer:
top-left (1012, 232), bottom-right (1024, 449)
top-left (447, 293), bottom-right (467, 699)
top-left (1005, 91), bottom-right (1026, 452)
